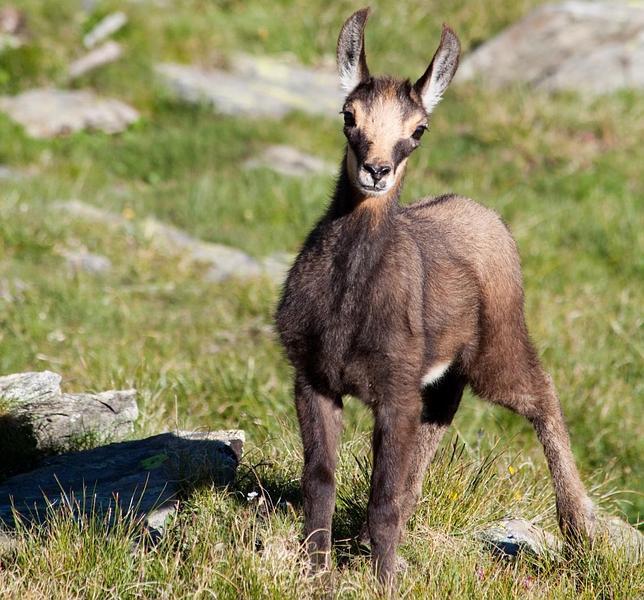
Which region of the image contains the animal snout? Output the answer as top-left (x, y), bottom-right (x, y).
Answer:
top-left (363, 162), bottom-right (392, 182)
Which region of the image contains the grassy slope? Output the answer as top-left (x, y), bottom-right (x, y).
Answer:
top-left (0, 0), bottom-right (642, 597)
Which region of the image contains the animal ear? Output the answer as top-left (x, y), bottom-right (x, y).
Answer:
top-left (414, 24), bottom-right (460, 114)
top-left (337, 8), bottom-right (371, 96)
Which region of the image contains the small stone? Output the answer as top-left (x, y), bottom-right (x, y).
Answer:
top-left (61, 247), bottom-right (112, 274)
top-left (244, 145), bottom-right (334, 177)
top-left (478, 518), bottom-right (561, 558)
top-left (0, 89), bottom-right (139, 138)
top-left (0, 165), bottom-right (23, 180)
top-left (83, 11), bottom-right (128, 48)
top-left (69, 41), bottom-right (123, 79)
top-left (0, 6), bottom-right (24, 35)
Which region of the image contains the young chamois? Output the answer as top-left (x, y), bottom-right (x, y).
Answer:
top-left (276, 7), bottom-right (596, 584)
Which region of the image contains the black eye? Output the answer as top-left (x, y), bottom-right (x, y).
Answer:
top-left (342, 111), bottom-right (356, 128)
top-left (412, 125), bottom-right (427, 141)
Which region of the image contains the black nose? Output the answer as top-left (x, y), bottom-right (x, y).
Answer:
top-left (363, 162), bottom-right (392, 182)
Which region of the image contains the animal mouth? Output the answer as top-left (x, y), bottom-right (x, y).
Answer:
top-left (357, 181), bottom-right (390, 194)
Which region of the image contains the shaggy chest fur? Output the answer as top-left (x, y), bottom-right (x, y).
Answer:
top-left (276, 204), bottom-right (426, 400)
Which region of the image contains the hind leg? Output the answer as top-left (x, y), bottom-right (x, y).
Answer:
top-left (358, 374), bottom-right (465, 549)
top-left (399, 373), bottom-right (466, 527)
top-left (470, 352), bottom-right (595, 542)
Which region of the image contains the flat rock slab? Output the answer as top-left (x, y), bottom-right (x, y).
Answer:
top-left (157, 53), bottom-right (343, 118)
top-left (54, 200), bottom-right (292, 284)
top-left (244, 145), bottom-right (334, 177)
top-left (458, 1), bottom-right (644, 94)
top-left (141, 217), bottom-right (264, 282)
top-left (0, 430), bottom-right (244, 541)
top-left (0, 88), bottom-right (139, 138)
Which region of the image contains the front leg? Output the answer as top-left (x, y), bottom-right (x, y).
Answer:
top-left (295, 375), bottom-right (343, 572)
top-left (368, 394), bottom-right (422, 586)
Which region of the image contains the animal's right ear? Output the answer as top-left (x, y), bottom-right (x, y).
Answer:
top-left (337, 8), bottom-right (371, 96)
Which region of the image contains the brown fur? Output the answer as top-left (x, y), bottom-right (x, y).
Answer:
top-left (275, 8), bottom-right (595, 587)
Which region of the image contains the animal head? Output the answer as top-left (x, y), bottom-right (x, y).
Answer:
top-left (337, 8), bottom-right (460, 196)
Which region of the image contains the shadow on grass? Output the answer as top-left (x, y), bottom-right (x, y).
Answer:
top-left (231, 451), bottom-right (373, 565)
top-left (0, 433), bottom-right (239, 539)
top-left (0, 412), bottom-right (41, 482)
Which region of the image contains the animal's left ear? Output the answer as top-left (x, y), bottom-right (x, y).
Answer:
top-left (414, 24), bottom-right (460, 114)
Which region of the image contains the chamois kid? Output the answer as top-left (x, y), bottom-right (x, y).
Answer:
top-left (276, 8), bottom-right (596, 584)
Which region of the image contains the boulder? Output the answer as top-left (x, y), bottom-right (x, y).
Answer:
top-left (458, 1), bottom-right (644, 94)
top-left (0, 371), bottom-right (138, 474)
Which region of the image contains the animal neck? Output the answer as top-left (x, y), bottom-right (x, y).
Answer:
top-left (327, 150), bottom-right (402, 224)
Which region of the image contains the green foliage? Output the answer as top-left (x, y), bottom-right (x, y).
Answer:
top-left (0, 0), bottom-right (642, 597)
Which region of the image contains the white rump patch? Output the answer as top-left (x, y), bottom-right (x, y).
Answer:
top-left (421, 361), bottom-right (451, 387)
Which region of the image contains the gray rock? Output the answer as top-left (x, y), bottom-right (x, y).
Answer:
top-left (69, 41), bottom-right (123, 79)
top-left (83, 11), bottom-right (128, 48)
top-left (141, 217), bottom-right (264, 282)
top-left (598, 515), bottom-right (644, 562)
top-left (0, 430), bottom-right (244, 542)
top-left (458, 1), bottom-right (644, 94)
top-left (0, 371), bottom-right (137, 454)
top-left (260, 252), bottom-right (293, 283)
top-left (0, 278), bottom-right (28, 303)
top-left (61, 247), bottom-right (112, 274)
top-left (0, 89), bottom-right (139, 138)
top-left (0, 371), bottom-right (62, 404)
top-left (244, 145), bottom-right (334, 177)
top-left (479, 515), bottom-right (644, 563)
top-left (156, 53), bottom-right (343, 118)
top-left (53, 200), bottom-right (288, 284)
top-left (54, 199), bottom-right (131, 229)
top-left (478, 518), bottom-right (562, 558)
top-left (0, 165), bottom-right (24, 180)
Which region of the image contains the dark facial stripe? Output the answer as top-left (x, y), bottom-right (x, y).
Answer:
top-left (346, 127), bottom-right (371, 163)
top-left (392, 138), bottom-right (415, 170)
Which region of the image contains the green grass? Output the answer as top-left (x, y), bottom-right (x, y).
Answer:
top-left (0, 0), bottom-right (642, 597)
